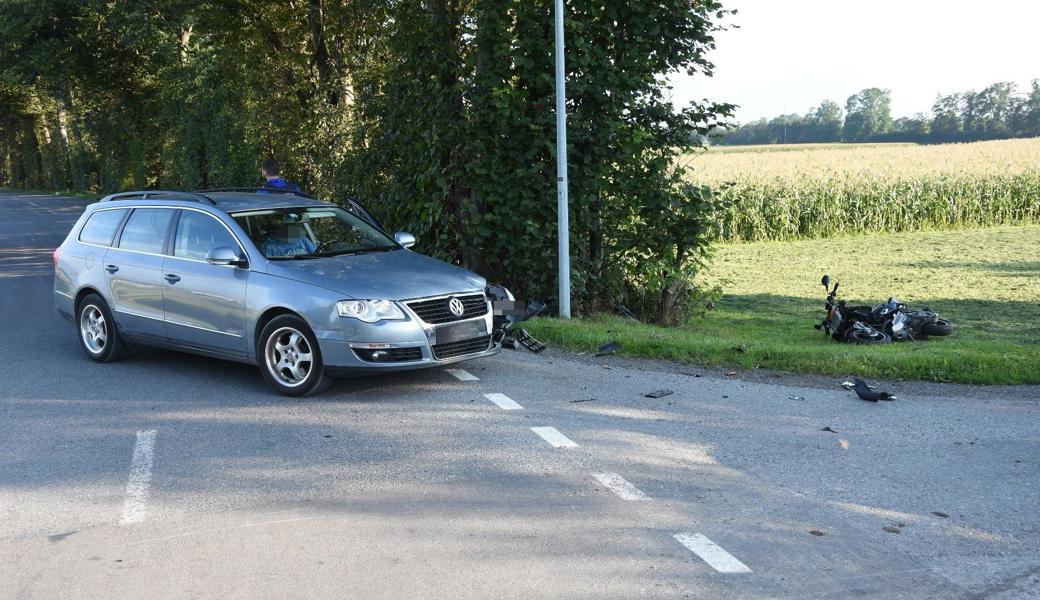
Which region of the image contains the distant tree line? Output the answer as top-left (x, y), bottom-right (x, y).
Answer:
top-left (720, 81), bottom-right (1040, 145)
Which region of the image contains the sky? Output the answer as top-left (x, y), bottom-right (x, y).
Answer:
top-left (669, 0), bottom-right (1040, 123)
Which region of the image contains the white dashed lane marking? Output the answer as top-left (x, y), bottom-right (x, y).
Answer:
top-left (674, 533), bottom-right (752, 574)
top-left (446, 368), bottom-right (479, 381)
top-left (592, 473), bottom-right (650, 501)
top-left (530, 426), bottom-right (579, 448)
top-left (120, 430), bottom-right (157, 525)
top-left (484, 393), bottom-right (523, 410)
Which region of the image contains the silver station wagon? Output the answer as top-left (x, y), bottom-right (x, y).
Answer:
top-left (53, 189), bottom-right (504, 396)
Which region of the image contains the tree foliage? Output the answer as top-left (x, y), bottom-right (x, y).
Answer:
top-left (721, 81), bottom-right (1040, 145)
top-left (0, 0), bottom-right (734, 324)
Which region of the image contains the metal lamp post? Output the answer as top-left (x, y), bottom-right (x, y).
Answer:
top-left (554, 0), bottom-right (571, 318)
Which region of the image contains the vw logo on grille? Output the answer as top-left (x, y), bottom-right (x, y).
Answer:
top-left (447, 297), bottom-right (466, 317)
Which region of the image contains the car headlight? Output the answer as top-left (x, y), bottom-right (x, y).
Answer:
top-left (336, 299), bottom-right (406, 323)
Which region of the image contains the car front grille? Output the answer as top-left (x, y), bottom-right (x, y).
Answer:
top-left (432, 335), bottom-right (493, 360)
top-left (406, 293), bottom-right (488, 324)
top-left (354, 347), bottom-right (423, 363)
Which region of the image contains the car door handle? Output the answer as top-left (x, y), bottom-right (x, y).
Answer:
top-left (104, 264), bottom-right (119, 274)
top-left (164, 273), bottom-right (181, 284)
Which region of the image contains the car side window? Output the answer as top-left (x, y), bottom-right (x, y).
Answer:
top-left (174, 211), bottom-right (239, 261)
top-left (117, 208), bottom-right (174, 254)
top-left (78, 209), bottom-right (127, 246)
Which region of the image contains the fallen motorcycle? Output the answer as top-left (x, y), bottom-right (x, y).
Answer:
top-left (814, 275), bottom-right (953, 344)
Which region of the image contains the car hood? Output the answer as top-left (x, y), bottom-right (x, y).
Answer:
top-left (265, 249), bottom-right (487, 300)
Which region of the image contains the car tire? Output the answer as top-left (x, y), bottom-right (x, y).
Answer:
top-left (258, 315), bottom-right (332, 397)
top-left (77, 293), bottom-right (128, 362)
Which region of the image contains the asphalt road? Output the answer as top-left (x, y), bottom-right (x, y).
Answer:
top-left (1, 191), bottom-right (1038, 599)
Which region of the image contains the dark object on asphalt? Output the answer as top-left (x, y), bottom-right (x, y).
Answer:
top-left (570, 398), bottom-right (597, 403)
top-left (808, 530), bottom-right (825, 537)
top-left (614, 304), bottom-right (639, 321)
top-left (821, 426), bottom-right (839, 434)
top-left (644, 389), bottom-right (674, 399)
top-left (852, 377), bottom-right (897, 401)
top-left (882, 526), bottom-right (902, 534)
top-left (514, 328), bottom-right (546, 353)
top-left (815, 275), bottom-right (953, 344)
top-left (596, 341), bottom-right (621, 356)
top-left (931, 511), bottom-right (950, 518)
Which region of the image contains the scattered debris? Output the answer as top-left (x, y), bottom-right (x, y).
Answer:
top-left (722, 395), bottom-right (729, 399)
top-left (882, 526), bottom-right (901, 534)
top-left (931, 511), bottom-right (950, 519)
top-left (725, 371), bottom-right (738, 377)
top-left (47, 531), bottom-right (76, 543)
top-left (513, 328), bottom-right (546, 353)
top-left (788, 395), bottom-right (806, 401)
top-left (808, 530), bottom-right (825, 537)
top-left (851, 377), bottom-right (897, 401)
top-left (644, 389), bottom-right (674, 399)
top-left (596, 341), bottom-right (621, 357)
top-left (839, 439), bottom-right (850, 450)
top-left (322, 435), bottom-right (333, 439)
top-left (614, 304), bottom-right (639, 321)
top-left (570, 398), bottom-right (597, 403)
top-left (820, 426), bottom-right (839, 434)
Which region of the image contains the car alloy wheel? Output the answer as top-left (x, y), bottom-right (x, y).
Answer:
top-left (264, 326), bottom-right (314, 387)
top-left (80, 304), bottom-right (108, 355)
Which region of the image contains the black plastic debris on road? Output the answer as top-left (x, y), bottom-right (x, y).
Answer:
top-left (820, 426), bottom-right (839, 434)
top-left (852, 377), bottom-right (897, 401)
top-left (596, 341), bottom-right (621, 357)
top-left (644, 389), bottom-right (674, 399)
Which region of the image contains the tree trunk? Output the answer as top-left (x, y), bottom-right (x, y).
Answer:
top-left (659, 278), bottom-right (688, 326)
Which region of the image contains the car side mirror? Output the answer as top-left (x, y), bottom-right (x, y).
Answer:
top-left (394, 232), bottom-right (417, 249)
top-left (206, 246), bottom-right (246, 267)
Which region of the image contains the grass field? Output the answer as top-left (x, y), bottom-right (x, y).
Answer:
top-left (681, 139), bottom-right (1040, 242)
top-left (528, 224), bottom-right (1040, 384)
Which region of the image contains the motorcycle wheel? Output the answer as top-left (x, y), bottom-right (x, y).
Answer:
top-left (921, 319), bottom-right (953, 337)
top-left (845, 328), bottom-right (891, 344)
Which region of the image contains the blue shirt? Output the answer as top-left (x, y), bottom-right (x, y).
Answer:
top-left (261, 177), bottom-right (302, 194)
top-left (261, 235), bottom-right (316, 257)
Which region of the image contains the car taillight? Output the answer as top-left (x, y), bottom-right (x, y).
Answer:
top-left (52, 247), bottom-right (61, 266)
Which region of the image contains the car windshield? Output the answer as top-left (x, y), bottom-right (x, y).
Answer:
top-left (231, 206), bottom-right (397, 260)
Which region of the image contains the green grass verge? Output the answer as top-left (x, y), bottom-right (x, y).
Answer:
top-left (527, 225), bottom-right (1040, 385)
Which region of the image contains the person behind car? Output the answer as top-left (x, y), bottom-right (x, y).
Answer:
top-left (260, 222), bottom-right (316, 257)
top-left (260, 158), bottom-right (303, 194)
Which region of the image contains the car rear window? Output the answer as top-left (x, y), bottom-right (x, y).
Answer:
top-left (78, 209), bottom-right (127, 246)
top-left (118, 208), bottom-right (175, 254)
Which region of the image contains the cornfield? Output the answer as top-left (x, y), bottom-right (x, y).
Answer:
top-left (684, 138), bottom-right (1040, 242)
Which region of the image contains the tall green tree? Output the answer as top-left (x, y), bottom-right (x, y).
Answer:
top-left (802, 100), bottom-right (843, 142)
top-left (843, 87), bottom-right (892, 141)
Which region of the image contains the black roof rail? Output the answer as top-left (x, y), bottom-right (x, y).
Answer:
top-left (99, 190), bottom-right (217, 205)
top-left (197, 187), bottom-right (318, 200)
